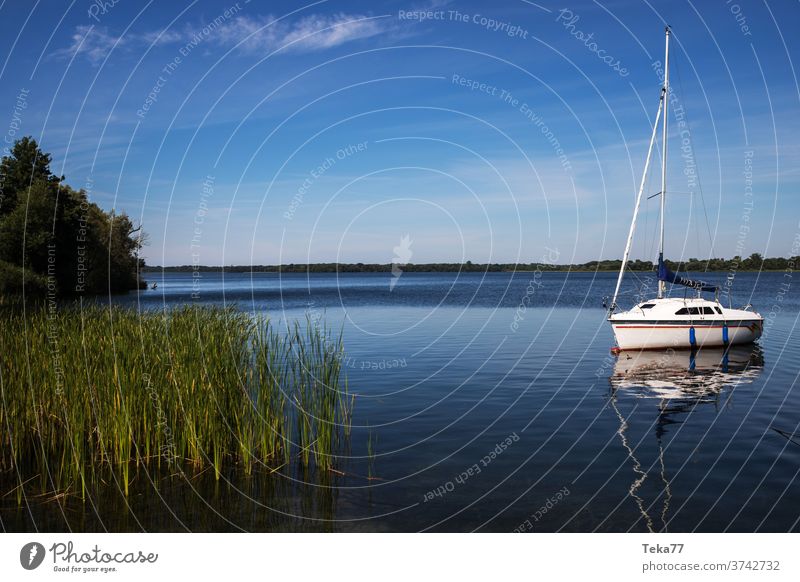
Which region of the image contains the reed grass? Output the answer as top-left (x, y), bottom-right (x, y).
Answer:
top-left (367, 430), bottom-right (376, 481)
top-left (0, 305), bottom-right (352, 499)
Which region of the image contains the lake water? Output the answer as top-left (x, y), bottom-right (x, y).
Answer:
top-left (5, 270), bottom-right (799, 532)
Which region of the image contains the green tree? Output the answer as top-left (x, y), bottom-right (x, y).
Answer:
top-left (0, 137), bottom-right (144, 297)
top-left (0, 137), bottom-right (62, 217)
top-left (0, 179), bottom-right (57, 276)
top-left (743, 252), bottom-right (763, 270)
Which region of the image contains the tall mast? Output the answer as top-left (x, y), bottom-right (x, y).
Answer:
top-left (658, 25), bottom-right (670, 299)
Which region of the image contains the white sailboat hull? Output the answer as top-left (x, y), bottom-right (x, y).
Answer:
top-left (608, 298), bottom-right (763, 351)
top-left (611, 320), bottom-right (762, 350)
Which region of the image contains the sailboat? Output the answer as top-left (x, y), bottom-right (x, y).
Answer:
top-left (607, 27), bottom-right (763, 351)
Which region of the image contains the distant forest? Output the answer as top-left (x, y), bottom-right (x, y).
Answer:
top-left (144, 254), bottom-right (797, 274)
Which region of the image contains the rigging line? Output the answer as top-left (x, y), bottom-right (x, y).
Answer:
top-left (629, 148), bottom-right (659, 294)
top-left (625, 252), bottom-right (657, 295)
top-left (647, 195), bottom-right (661, 269)
top-left (643, 185), bottom-right (649, 259)
top-left (628, 272), bottom-right (653, 298)
top-left (618, 262), bottom-right (656, 299)
top-left (632, 174), bottom-right (649, 282)
top-left (643, 162), bottom-right (653, 261)
top-left (674, 48), bottom-right (716, 265)
top-left (629, 208), bottom-right (658, 302)
top-left (693, 165), bottom-right (701, 268)
top-left (644, 142), bottom-right (660, 264)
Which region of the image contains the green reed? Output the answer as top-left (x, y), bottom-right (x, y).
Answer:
top-left (367, 430), bottom-right (376, 481)
top-left (0, 305), bottom-right (352, 499)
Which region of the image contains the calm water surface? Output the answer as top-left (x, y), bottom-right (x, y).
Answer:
top-left (4, 271), bottom-right (799, 532)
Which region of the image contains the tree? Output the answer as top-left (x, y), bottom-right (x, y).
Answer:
top-left (0, 180), bottom-right (57, 276)
top-left (0, 137), bottom-right (145, 297)
top-left (104, 211), bottom-right (144, 293)
top-left (0, 137), bottom-right (62, 217)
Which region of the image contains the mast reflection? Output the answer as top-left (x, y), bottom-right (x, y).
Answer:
top-left (606, 345), bottom-right (764, 531)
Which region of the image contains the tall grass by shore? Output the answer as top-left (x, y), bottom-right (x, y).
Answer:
top-left (0, 305), bottom-right (352, 500)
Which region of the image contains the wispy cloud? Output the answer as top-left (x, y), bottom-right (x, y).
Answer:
top-left (54, 25), bottom-right (124, 65)
top-left (212, 13), bottom-right (390, 54)
top-left (55, 12), bottom-right (393, 65)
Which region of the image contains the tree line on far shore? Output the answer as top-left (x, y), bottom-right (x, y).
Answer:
top-left (0, 137), bottom-right (144, 297)
top-left (3, 135), bottom-right (792, 297)
top-left (144, 254), bottom-right (796, 274)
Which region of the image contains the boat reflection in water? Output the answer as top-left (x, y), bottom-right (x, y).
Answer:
top-left (606, 344), bottom-right (764, 532)
top-left (611, 345), bottom-right (764, 400)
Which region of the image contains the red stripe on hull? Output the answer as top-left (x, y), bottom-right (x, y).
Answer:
top-left (615, 325), bottom-right (739, 329)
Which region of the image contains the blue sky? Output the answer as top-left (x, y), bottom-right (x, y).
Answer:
top-left (1, 0), bottom-right (798, 266)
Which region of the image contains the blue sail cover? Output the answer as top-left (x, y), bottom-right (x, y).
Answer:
top-left (657, 254), bottom-right (717, 292)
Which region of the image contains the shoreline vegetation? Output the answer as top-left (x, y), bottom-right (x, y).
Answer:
top-left (142, 254), bottom-right (796, 274)
top-left (0, 138), bottom-right (144, 297)
top-left (0, 305), bottom-right (353, 502)
top-left (0, 137), bottom-right (361, 505)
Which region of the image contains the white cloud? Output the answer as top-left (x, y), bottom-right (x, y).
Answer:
top-left (278, 13), bottom-right (389, 52)
top-left (54, 25), bottom-right (125, 65)
top-left (56, 12), bottom-right (392, 65)
top-left (200, 12), bottom-right (391, 54)
top-left (140, 28), bottom-right (186, 46)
